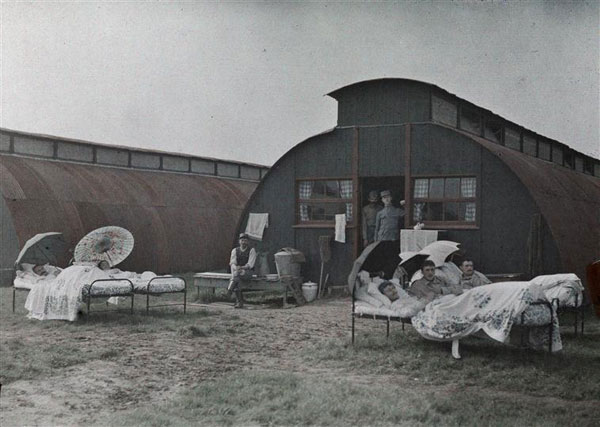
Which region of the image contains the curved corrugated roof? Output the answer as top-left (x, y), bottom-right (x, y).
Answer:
top-left (463, 131), bottom-right (600, 281)
top-left (1, 155), bottom-right (257, 273)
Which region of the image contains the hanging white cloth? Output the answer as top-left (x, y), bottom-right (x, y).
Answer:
top-left (245, 213), bottom-right (269, 240)
top-left (335, 214), bottom-right (346, 243)
top-left (400, 229), bottom-right (438, 253)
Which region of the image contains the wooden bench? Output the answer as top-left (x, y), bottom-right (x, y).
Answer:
top-left (193, 272), bottom-right (304, 307)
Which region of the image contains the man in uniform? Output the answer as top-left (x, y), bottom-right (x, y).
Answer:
top-left (362, 190), bottom-right (383, 247)
top-left (408, 260), bottom-right (463, 303)
top-left (228, 233), bottom-right (257, 308)
top-left (458, 259), bottom-right (491, 289)
top-left (374, 190), bottom-right (404, 242)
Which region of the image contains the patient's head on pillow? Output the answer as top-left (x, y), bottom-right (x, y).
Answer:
top-left (97, 260), bottom-right (110, 271)
top-left (378, 281), bottom-right (399, 302)
top-left (33, 264), bottom-right (48, 276)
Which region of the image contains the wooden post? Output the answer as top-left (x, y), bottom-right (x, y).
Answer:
top-left (404, 124), bottom-right (412, 229)
top-left (352, 127), bottom-right (360, 260)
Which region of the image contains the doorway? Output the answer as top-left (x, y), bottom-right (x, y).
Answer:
top-left (359, 176), bottom-right (405, 251)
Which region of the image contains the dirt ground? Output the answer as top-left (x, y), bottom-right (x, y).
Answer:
top-left (0, 298), bottom-right (364, 426)
top-left (2, 295), bottom-right (599, 426)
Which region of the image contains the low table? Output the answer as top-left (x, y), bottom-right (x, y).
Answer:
top-left (193, 272), bottom-right (301, 307)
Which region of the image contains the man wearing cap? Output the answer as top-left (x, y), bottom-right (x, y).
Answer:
top-left (374, 190), bottom-right (405, 242)
top-left (362, 190), bottom-right (383, 246)
top-left (228, 233), bottom-right (257, 308)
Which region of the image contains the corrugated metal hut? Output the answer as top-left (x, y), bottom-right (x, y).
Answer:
top-left (0, 128), bottom-right (268, 285)
top-left (237, 78), bottom-right (600, 291)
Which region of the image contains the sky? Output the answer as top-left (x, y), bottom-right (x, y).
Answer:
top-left (1, 1), bottom-right (598, 166)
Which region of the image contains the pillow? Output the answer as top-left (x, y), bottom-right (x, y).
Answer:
top-left (354, 285), bottom-right (383, 308)
top-left (20, 263), bottom-right (35, 273)
top-left (367, 281), bottom-right (392, 308)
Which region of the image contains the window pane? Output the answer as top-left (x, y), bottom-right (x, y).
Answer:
top-left (432, 95), bottom-right (457, 126)
top-left (429, 178), bottom-right (444, 198)
top-left (523, 135), bottom-right (537, 156)
top-left (584, 159), bottom-right (594, 175)
top-left (300, 202), bottom-right (350, 221)
top-left (298, 181), bottom-right (313, 199)
top-left (460, 106), bottom-right (482, 135)
top-left (575, 157), bottom-right (584, 172)
top-left (563, 150), bottom-right (574, 169)
top-left (538, 141), bottom-right (551, 161)
top-left (414, 179), bottom-right (429, 198)
top-left (504, 127), bottom-right (521, 150)
top-left (459, 202), bottom-right (477, 222)
top-left (445, 202), bottom-right (459, 221)
top-left (460, 178), bottom-right (477, 197)
top-left (484, 118), bottom-right (503, 144)
top-left (552, 145), bottom-right (563, 165)
top-left (339, 180), bottom-right (353, 199)
top-left (444, 178), bottom-right (460, 198)
top-left (422, 202), bottom-right (443, 221)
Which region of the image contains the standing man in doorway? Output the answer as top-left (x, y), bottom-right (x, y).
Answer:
top-left (374, 190), bottom-right (404, 243)
top-left (374, 190), bottom-right (405, 278)
top-left (228, 233), bottom-right (257, 308)
top-left (362, 190), bottom-right (383, 247)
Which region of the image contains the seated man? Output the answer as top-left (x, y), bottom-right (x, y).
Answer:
top-left (408, 260), bottom-right (463, 303)
top-left (228, 233), bottom-right (256, 308)
top-left (459, 259), bottom-right (491, 290)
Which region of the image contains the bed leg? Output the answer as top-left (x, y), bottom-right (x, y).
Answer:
top-left (351, 314), bottom-right (355, 344)
top-left (402, 320), bottom-right (405, 332)
top-left (581, 307), bottom-right (584, 335)
top-left (131, 294), bottom-right (134, 314)
top-left (183, 289), bottom-right (187, 314)
top-left (386, 320), bottom-right (390, 339)
top-left (12, 287), bottom-right (16, 313)
top-left (549, 305), bottom-right (554, 353)
top-left (146, 292), bottom-right (150, 315)
top-left (87, 297), bottom-right (91, 320)
top-left (574, 308), bottom-right (578, 337)
top-left (452, 339), bottom-right (461, 360)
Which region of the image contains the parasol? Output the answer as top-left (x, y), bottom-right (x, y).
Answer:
top-left (74, 226), bottom-right (134, 267)
top-left (15, 232), bottom-right (67, 266)
top-left (422, 240), bottom-right (460, 267)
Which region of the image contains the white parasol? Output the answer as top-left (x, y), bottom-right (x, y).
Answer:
top-left (74, 226), bottom-right (134, 267)
top-left (421, 240), bottom-right (460, 267)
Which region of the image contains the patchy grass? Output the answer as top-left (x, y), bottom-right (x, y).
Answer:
top-left (2, 285), bottom-right (599, 426)
top-left (109, 370), bottom-right (599, 427)
top-left (0, 337), bottom-right (122, 384)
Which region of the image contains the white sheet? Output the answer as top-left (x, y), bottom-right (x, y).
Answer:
top-left (529, 274), bottom-right (584, 308)
top-left (24, 265), bottom-right (112, 321)
top-left (245, 213), bottom-right (269, 240)
top-left (411, 281), bottom-right (562, 351)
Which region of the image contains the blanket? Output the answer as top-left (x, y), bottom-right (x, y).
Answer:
top-left (25, 265), bottom-right (111, 321)
top-left (411, 281), bottom-right (562, 351)
top-left (529, 274), bottom-right (584, 308)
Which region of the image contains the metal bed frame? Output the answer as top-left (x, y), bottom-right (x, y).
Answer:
top-left (83, 278), bottom-right (135, 317)
top-left (351, 281), bottom-right (557, 353)
top-left (556, 293), bottom-right (586, 336)
top-left (133, 276), bottom-right (187, 314)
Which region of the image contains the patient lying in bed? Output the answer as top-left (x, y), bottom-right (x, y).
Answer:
top-left (14, 263), bottom-right (63, 290)
top-left (354, 271), bottom-right (426, 319)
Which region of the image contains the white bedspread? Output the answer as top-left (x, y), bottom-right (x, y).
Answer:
top-left (529, 274), bottom-right (584, 308)
top-left (24, 265), bottom-right (111, 321)
top-left (411, 281), bottom-right (562, 351)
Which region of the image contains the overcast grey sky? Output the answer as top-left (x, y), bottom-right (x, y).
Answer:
top-left (2, 1), bottom-right (598, 165)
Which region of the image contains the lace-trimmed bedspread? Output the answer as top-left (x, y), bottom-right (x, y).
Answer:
top-left (411, 281), bottom-right (562, 352)
top-left (24, 265), bottom-right (113, 321)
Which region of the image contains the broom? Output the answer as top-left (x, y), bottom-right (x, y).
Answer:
top-left (318, 235), bottom-right (332, 298)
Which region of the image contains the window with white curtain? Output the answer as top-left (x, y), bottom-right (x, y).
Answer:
top-left (412, 176), bottom-right (477, 226)
top-left (297, 179), bottom-right (353, 224)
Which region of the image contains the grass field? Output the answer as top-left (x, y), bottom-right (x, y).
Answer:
top-left (1, 283), bottom-right (599, 426)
